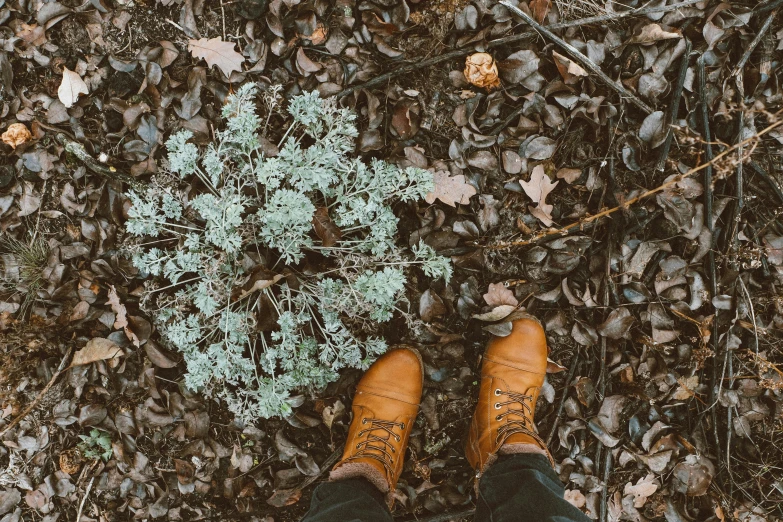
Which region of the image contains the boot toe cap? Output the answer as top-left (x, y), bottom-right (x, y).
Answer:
top-left (486, 317), bottom-right (548, 372)
top-left (357, 346), bottom-right (423, 404)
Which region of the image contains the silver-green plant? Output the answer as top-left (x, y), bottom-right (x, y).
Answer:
top-left (125, 84), bottom-right (451, 421)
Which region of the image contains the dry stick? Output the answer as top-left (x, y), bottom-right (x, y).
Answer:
top-left (499, 1), bottom-right (653, 115)
top-left (295, 444), bottom-right (343, 491)
top-left (749, 161), bottom-right (783, 205)
top-left (656, 38), bottom-right (692, 172)
top-left (401, 508), bottom-right (476, 522)
top-left (729, 110), bottom-right (745, 271)
top-left (546, 351), bottom-right (581, 446)
top-left (733, 12), bottom-right (777, 77)
top-left (332, 0), bottom-right (703, 99)
top-left (753, 0), bottom-right (783, 17)
top-left (481, 113), bottom-right (783, 250)
top-left (75, 476), bottom-right (95, 522)
top-left (599, 447), bottom-right (612, 522)
top-left (0, 348), bottom-right (72, 438)
top-left (697, 55), bottom-right (722, 469)
top-left (55, 134), bottom-right (146, 191)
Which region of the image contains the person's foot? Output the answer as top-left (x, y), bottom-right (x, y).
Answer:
top-left (465, 316), bottom-right (554, 478)
top-left (330, 346), bottom-right (423, 501)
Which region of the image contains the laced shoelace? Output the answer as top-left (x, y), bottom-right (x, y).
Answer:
top-left (348, 418), bottom-right (406, 475)
top-left (493, 388), bottom-right (548, 450)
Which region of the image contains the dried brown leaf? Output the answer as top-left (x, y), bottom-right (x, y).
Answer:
top-left (70, 338), bottom-right (125, 368)
top-left (312, 207), bottom-right (341, 247)
top-left (483, 283), bottom-right (518, 307)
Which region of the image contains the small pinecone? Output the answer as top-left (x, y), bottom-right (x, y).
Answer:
top-left (59, 448), bottom-right (83, 475)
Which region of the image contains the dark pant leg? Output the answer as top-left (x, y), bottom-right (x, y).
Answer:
top-left (475, 454), bottom-right (591, 522)
top-left (301, 478), bottom-right (394, 522)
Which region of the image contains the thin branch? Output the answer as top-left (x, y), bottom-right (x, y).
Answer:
top-left (0, 348), bottom-right (73, 438)
top-left (733, 11), bottom-right (777, 77)
top-left (656, 38), bottom-right (692, 171)
top-left (478, 112), bottom-right (783, 250)
top-left (500, 1), bottom-right (654, 114)
top-left (752, 0), bottom-right (783, 17)
top-left (546, 351), bottom-right (581, 446)
top-left (749, 160), bottom-right (783, 205)
top-left (55, 134), bottom-right (146, 191)
top-left (599, 448), bottom-right (613, 522)
top-left (698, 55), bottom-right (721, 471)
top-left (333, 0), bottom-right (704, 99)
top-left (76, 476), bottom-right (95, 522)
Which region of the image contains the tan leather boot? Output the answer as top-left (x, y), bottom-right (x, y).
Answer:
top-left (330, 346), bottom-right (423, 501)
top-left (465, 316), bottom-right (554, 478)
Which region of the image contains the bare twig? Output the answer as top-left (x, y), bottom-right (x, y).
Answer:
top-left (296, 445), bottom-right (344, 491)
top-left (697, 55), bottom-right (721, 469)
top-left (333, 0), bottom-right (703, 99)
top-left (500, 1), bottom-right (653, 114)
top-left (76, 476), bottom-right (95, 522)
top-left (55, 134), bottom-right (146, 191)
top-left (599, 448), bottom-right (612, 522)
top-left (752, 0), bottom-right (783, 17)
top-left (749, 161), bottom-right (783, 205)
top-left (479, 114), bottom-right (783, 250)
top-left (729, 111), bottom-right (745, 270)
top-left (400, 508), bottom-right (476, 522)
top-left (0, 348), bottom-right (73, 438)
top-left (546, 351), bottom-right (581, 446)
top-left (656, 38), bottom-right (692, 171)
top-left (733, 12), bottom-right (777, 76)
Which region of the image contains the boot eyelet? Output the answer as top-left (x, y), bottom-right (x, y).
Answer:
top-left (362, 418), bottom-right (367, 424)
top-left (494, 389), bottom-right (502, 396)
top-left (391, 448), bottom-right (396, 453)
top-left (400, 423), bottom-right (405, 430)
top-left (496, 415), bottom-right (502, 421)
top-left (396, 435), bottom-right (401, 441)
top-left (494, 403), bottom-right (501, 409)
top-left (356, 443), bottom-right (361, 449)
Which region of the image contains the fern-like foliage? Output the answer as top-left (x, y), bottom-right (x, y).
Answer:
top-left (125, 84), bottom-right (451, 421)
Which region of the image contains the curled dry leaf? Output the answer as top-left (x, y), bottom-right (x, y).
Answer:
top-left (58, 67), bottom-right (89, 108)
top-left (552, 51), bottom-right (588, 85)
top-left (424, 170), bottom-right (477, 207)
top-left (626, 23), bottom-right (682, 46)
top-left (312, 207), bottom-right (341, 247)
top-left (624, 474), bottom-right (658, 508)
top-left (472, 304), bottom-right (517, 322)
top-left (188, 37), bottom-right (245, 76)
top-left (2, 123), bottom-right (32, 149)
top-left (464, 53), bottom-right (500, 90)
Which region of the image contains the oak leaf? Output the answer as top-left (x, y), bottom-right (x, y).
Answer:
top-left (107, 285), bottom-right (140, 347)
top-left (188, 37), bottom-right (245, 76)
top-left (58, 67), bottom-right (89, 108)
top-left (520, 165), bottom-right (559, 226)
top-left (424, 170), bottom-right (477, 207)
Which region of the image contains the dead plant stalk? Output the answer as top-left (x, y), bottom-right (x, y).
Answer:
top-left (482, 115), bottom-right (783, 250)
